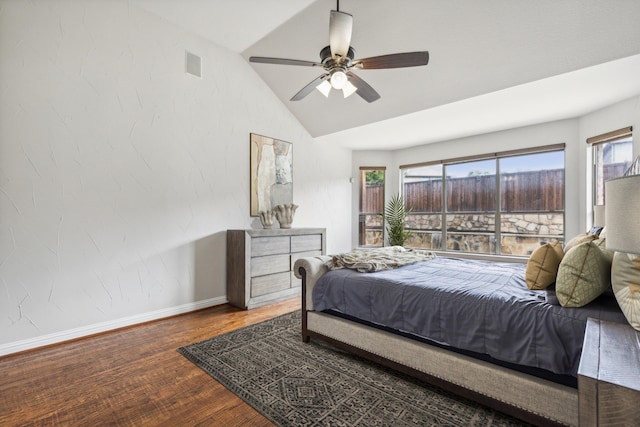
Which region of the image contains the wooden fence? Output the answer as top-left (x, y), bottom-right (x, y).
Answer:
top-left (363, 169), bottom-right (565, 213)
top-left (361, 163), bottom-right (628, 213)
top-left (361, 183), bottom-right (384, 213)
top-left (407, 169), bottom-right (565, 211)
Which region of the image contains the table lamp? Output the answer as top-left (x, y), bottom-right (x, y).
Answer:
top-left (605, 174), bottom-right (640, 331)
top-left (606, 175), bottom-right (640, 255)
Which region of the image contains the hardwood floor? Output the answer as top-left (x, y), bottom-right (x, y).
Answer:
top-left (0, 298), bottom-right (300, 426)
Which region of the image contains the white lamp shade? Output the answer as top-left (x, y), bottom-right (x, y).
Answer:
top-left (605, 174), bottom-right (640, 254)
top-left (342, 80), bottom-right (357, 98)
top-left (316, 80), bottom-right (331, 97)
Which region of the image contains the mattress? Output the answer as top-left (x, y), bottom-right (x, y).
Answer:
top-left (312, 257), bottom-right (626, 377)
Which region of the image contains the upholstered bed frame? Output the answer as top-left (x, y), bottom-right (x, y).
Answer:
top-left (295, 256), bottom-right (579, 427)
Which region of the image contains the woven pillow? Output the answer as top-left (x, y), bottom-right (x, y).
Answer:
top-left (593, 239), bottom-right (615, 297)
top-left (564, 233), bottom-right (598, 253)
top-left (556, 241), bottom-right (611, 307)
top-left (612, 252), bottom-right (640, 331)
top-left (593, 237), bottom-right (614, 264)
top-left (525, 242), bottom-right (564, 290)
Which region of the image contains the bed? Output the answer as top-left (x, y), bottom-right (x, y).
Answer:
top-left (294, 252), bottom-right (626, 426)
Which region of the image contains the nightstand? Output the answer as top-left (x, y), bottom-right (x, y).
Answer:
top-left (578, 317), bottom-right (640, 426)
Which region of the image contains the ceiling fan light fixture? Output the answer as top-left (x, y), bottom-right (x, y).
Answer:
top-left (316, 80), bottom-right (332, 97)
top-left (330, 70), bottom-right (348, 89)
top-left (248, 2), bottom-right (429, 103)
top-left (342, 80), bottom-right (357, 98)
top-left (329, 11), bottom-right (353, 59)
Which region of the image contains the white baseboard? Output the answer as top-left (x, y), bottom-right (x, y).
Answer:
top-left (0, 296), bottom-right (227, 357)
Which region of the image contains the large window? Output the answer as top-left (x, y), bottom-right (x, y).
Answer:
top-left (401, 145), bottom-right (565, 256)
top-left (359, 167), bottom-right (385, 247)
top-left (589, 127), bottom-right (633, 206)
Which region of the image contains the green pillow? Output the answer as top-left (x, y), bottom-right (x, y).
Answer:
top-left (593, 237), bottom-right (614, 264)
top-left (556, 241), bottom-right (611, 307)
top-left (563, 233), bottom-right (598, 253)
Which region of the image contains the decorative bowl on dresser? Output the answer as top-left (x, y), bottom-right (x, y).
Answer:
top-left (226, 228), bottom-right (326, 309)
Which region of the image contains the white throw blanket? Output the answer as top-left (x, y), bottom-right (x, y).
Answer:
top-left (324, 246), bottom-right (436, 273)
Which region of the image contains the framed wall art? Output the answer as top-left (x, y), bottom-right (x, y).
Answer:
top-left (250, 133), bottom-right (293, 216)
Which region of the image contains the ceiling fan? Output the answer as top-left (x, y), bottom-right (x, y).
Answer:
top-left (249, 1), bottom-right (429, 103)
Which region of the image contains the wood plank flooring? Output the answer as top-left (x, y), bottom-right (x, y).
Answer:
top-left (0, 298), bottom-right (300, 426)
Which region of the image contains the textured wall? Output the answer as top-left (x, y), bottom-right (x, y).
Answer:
top-left (0, 0), bottom-right (352, 352)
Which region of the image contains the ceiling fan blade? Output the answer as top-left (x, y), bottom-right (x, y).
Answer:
top-left (346, 72), bottom-right (380, 103)
top-left (290, 74), bottom-right (330, 101)
top-left (355, 51), bottom-right (429, 69)
top-left (329, 10), bottom-right (352, 60)
top-left (249, 57), bottom-right (323, 67)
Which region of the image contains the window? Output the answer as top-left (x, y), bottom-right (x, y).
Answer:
top-left (402, 164), bottom-right (442, 249)
top-left (588, 127), bottom-right (633, 206)
top-left (401, 145), bottom-right (565, 256)
top-left (359, 167), bottom-right (385, 247)
top-left (445, 159), bottom-right (496, 253)
top-left (499, 151), bottom-right (565, 255)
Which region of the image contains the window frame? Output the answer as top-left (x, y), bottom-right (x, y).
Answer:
top-left (358, 166), bottom-right (386, 247)
top-left (400, 144), bottom-right (565, 257)
top-left (587, 126), bottom-right (633, 208)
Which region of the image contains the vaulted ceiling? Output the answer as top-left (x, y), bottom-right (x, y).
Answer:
top-left (134, 0), bottom-right (640, 150)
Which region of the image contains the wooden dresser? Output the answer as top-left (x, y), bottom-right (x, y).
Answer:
top-left (226, 228), bottom-right (326, 309)
top-left (578, 317), bottom-right (640, 426)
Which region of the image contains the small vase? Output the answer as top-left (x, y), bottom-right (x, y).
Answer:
top-left (273, 204), bottom-right (298, 229)
top-left (258, 210), bottom-right (276, 229)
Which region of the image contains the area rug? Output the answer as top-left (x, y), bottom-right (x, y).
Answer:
top-left (178, 311), bottom-right (527, 426)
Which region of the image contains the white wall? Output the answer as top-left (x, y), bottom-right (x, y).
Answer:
top-left (0, 0), bottom-right (352, 354)
top-left (353, 96), bottom-right (640, 249)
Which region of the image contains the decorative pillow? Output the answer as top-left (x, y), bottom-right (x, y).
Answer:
top-left (556, 241), bottom-right (612, 307)
top-left (563, 233), bottom-right (598, 254)
top-left (525, 242), bottom-right (564, 290)
top-left (612, 252), bottom-right (640, 331)
top-left (593, 237), bottom-right (614, 264)
top-left (593, 237), bottom-right (616, 299)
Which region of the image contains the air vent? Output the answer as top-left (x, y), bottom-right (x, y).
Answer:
top-left (185, 51), bottom-right (202, 78)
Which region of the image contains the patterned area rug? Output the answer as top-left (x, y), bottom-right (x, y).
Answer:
top-left (178, 311), bottom-right (528, 426)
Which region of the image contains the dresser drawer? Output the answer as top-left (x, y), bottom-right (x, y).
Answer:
top-left (251, 254), bottom-right (290, 277)
top-left (251, 272), bottom-right (291, 297)
top-left (252, 236), bottom-right (290, 257)
top-left (291, 234), bottom-right (322, 253)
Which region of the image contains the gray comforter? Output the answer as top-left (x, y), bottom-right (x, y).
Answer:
top-left (312, 257), bottom-right (626, 377)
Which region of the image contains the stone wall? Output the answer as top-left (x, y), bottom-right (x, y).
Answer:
top-left (366, 212), bottom-right (563, 255)
top-left (406, 213), bottom-right (563, 235)
top-left (405, 212), bottom-right (564, 255)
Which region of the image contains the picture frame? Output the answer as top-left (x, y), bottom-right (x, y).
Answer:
top-left (250, 133), bottom-right (293, 217)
